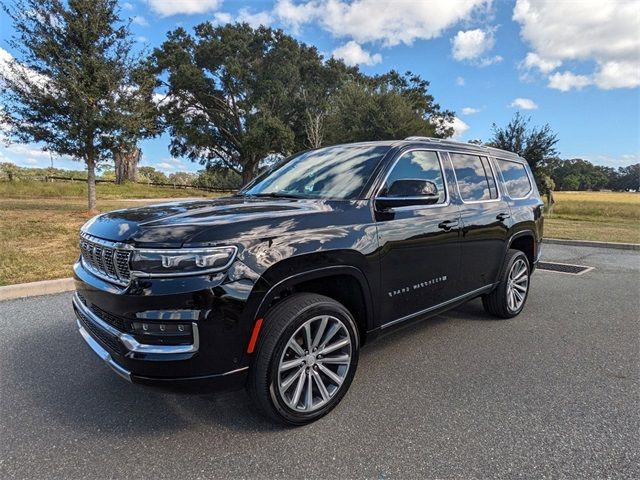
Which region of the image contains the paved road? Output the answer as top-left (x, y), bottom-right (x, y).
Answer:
top-left (1, 245), bottom-right (638, 479)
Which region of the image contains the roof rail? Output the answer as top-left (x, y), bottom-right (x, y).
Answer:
top-left (404, 136), bottom-right (445, 142)
top-left (404, 136), bottom-right (520, 159)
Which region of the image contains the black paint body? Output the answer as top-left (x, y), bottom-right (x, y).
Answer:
top-left (74, 140), bottom-right (544, 388)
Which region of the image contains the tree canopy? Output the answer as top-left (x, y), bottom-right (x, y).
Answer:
top-left (154, 23), bottom-right (453, 185)
top-left (0, 0), bottom-right (157, 211)
top-left (487, 112), bottom-right (559, 190)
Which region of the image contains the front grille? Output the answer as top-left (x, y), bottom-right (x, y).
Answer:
top-left (90, 304), bottom-right (130, 332)
top-left (80, 232), bottom-right (132, 286)
top-left (75, 305), bottom-right (127, 355)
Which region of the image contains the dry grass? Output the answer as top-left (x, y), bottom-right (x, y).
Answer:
top-left (1, 189), bottom-right (638, 286)
top-left (0, 179), bottom-right (215, 199)
top-left (0, 195), bottom-right (221, 286)
top-left (544, 191), bottom-right (640, 244)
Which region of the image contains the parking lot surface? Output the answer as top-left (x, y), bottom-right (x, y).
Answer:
top-left (1, 244), bottom-right (638, 479)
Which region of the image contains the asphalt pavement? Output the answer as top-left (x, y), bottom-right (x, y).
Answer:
top-left (1, 244), bottom-right (638, 479)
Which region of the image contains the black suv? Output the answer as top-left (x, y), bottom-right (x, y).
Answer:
top-left (73, 137), bottom-right (543, 424)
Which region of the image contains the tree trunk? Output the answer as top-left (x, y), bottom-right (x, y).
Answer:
top-left (86, 156), bottom-right (97, 213)
top-left (114, 145), bottom-right (141, 184)
top-left (241, 163), bottom-right (256, 187)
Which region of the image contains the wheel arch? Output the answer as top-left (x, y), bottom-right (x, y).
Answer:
top-left (254, 265), bottom-right (375, 346)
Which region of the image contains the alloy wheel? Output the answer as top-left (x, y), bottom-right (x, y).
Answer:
top-left (506, 258), bottom-right (529, 311)
top-left (277, 315), bottom-right (352, 412)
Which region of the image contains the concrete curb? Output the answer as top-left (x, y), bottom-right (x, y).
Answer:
top-left (0, 278), bottom-right (75, 302)
top-left (544, 238), bottom-right (640, 251)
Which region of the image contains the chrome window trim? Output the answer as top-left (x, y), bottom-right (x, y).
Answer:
top-left (447, 151), bottom-right (503, 204)
top-left (373, 149), bottom-right (451, 211)
top-left (73, 293), bottom-right (199, 355)
top-left (492, 157), bottom-right (534, 200)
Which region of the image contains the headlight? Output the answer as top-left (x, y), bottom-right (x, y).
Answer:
top-left (130, 246), bottom-right (237, 277)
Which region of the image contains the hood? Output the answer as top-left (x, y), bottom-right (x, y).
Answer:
top-left (81, 196), bottom-right (351, 247)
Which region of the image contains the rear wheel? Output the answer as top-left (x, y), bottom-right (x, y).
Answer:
top-left (247, 293), bottom-right (359, 425)
top-left (482, 249), bottom-right (530, 319)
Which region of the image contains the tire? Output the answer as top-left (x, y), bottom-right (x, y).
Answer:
top-left (482, 249), bottom-right (531, 319)
top-left (247, 293), bottom-right (360, 425)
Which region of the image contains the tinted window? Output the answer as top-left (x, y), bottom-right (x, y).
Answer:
top-left (242, 145), bottom-right (390, 199)
top-left (382, 150), bottom-right (446, 204)
top-left (496, 159), bottom-right (532, 198)
top-left (450, 153), bottom-right (498, 201)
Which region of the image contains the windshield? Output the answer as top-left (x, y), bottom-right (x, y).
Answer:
top-left (241, 144), bottom-right (390, 200)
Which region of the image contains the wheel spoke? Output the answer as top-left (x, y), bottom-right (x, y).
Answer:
top-left (319, 323), bottom-right (340, 349)
top-left (318, 364), bottom-right (343, 386)
top-left (318, 337), bottom-right (349, 356)
top-left (318, 354), bottom-right (350, 365)
top-left (311, 317), bottom-right (328, 349)
top-left (280, 357), bottom-right (305, 372)
top-left (290, 370), bottom-right (306, 407)
top-left (287, 339), bottom-right (305, 357)
top-left (513, 282), bottom-right (527, 293)
top-left (281, 368), bottom-right (302, 392)
top-left (313, 370), bottom-right (330, 402)
top-left (305, 371), bottom-right (314, 410)
top-left (508, 289), bottom-right (515, 310)
top-left (513, 289), bottom-right (523, 303)
top-left (303, 322), bottom-right (313, 351)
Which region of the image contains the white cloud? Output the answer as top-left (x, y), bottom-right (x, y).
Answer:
top-left (448, 117), bottom-right (470, 140)
top-left (461, 107), bottom-right (480, 115)
top-left (236, 9), bottom-right (273, 28)
top-left (548, 71), bottom-right (592, 92)
top-left (122, 2), bottom-right (134, 11)
top-left (136, 36), bottom-right (148, 43)
top-left (520, 52), bottom-right (561, 75)
top-left (274, 0), bottom-right (491, 47)
top-left (509, 98), bottom-right (538, 110)
top-left (213, 12), bottom-right (233, 24)
top-left (451, 28), bottom-right (495, 61)
top-left (477, 54), bottom-right (502, 67)
top-left (455, 76), bottom-right (465, 86)
top-left (132, 15), bottom-right (148, 26)
top-left (332, 41), bottom-right (381, 66)
top-left (146, 0), bottom-right (221, 17)
top-left (156, 162), bottom-right (176, 171)
top-left (513, 0), bottom-right (640, 90)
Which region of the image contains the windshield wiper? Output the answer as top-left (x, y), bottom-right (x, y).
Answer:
top-left (249, 192), bottom-right (308, 199)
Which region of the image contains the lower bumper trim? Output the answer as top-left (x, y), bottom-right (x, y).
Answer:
top-left (77, 319), bottom-right (132, 382)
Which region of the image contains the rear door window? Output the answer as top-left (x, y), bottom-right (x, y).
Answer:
top-left (495, 159), bottom-right (532, 198)
top-left (450, 153), bottom-right (499, 202)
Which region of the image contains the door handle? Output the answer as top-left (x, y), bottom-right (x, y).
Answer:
top-left (496, 212), bottom-right (511, 221)
top-left (438, 219), bottom-right (459, 231)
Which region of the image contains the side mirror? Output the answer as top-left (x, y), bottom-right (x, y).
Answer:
top-left (375, 179), bottom-right (440, 209)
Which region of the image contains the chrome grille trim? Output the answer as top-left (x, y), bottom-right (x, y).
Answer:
top-left (79, 232), bottom-right (133, 286)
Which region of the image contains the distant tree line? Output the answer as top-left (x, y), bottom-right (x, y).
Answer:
top-left (0, 162), bottom-right (241, 190)
top-left (544, 159), bottom-right (639, 192)
top-left (484, 113), bottom-right (638, 192)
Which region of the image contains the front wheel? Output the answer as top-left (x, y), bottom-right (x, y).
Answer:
top-left (247, 293), bottom-right (359, 425)
top-left (482, 249), bottom-right (531, 319)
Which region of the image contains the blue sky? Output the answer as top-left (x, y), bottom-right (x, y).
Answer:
top-left (1, 0), bottom-right (639, 173)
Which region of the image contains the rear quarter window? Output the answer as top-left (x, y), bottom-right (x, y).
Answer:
top-left (495, 159), bottom-right (532, 198)
top-left (449, 153), bottom-right (498, 202)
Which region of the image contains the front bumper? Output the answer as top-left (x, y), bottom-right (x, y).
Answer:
top-left (73, 257), bottom-right (264, 390)
top-left (74, 292), bottom-right (249, 389)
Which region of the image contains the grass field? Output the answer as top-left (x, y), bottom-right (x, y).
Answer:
top-left (1, 184), bottom-right (638, 285)
top-left (544, 191), bottom-right (639, 244)
top-left (0, 179), bottom-right (215, 199)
